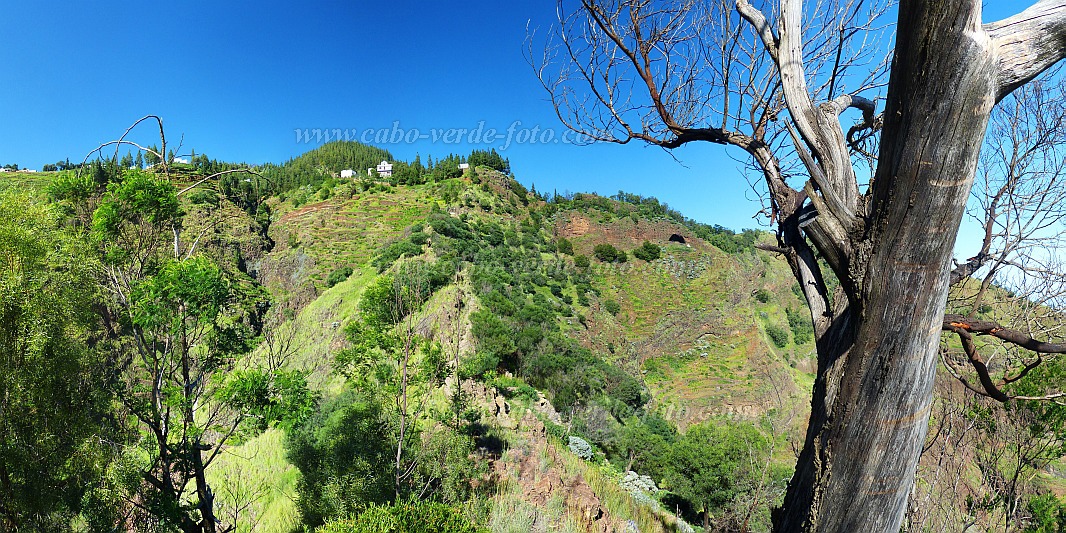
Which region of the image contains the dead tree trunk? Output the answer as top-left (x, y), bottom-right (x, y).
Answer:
top-left (536, 0), bottom-right (1066, 530)
top-left (776, 2), bottom-right (1066, 531)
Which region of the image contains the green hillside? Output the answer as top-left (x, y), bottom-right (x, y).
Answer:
top-left (6, 141), bottom-right (1063, 533)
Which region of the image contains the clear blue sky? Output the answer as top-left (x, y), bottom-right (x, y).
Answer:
top-left (0, 1), bottom-right (1028, 232)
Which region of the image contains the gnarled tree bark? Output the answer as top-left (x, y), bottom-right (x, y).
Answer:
top-left (535, 0), bottom-right (1066, 530)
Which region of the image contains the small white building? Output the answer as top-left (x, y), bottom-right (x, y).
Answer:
top-left (0, 168), bottom-right (8, 173)
top-left (340, 169), bottom-right (355, 179)
top-left (458, 163), bottom-right (470, 171)
top-left (172, 157), bottom-right (190, 165)
top-left (368, 160), bottom-right (393, 178)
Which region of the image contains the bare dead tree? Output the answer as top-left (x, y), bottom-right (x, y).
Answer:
top-left (911, 376), bottom-right (1065, 532)
top-left (533, 1), bottom-right (1066, 530)
top-left (941, 74), bottom-right (1066, 404)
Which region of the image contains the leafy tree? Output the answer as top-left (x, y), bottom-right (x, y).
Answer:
top-left (665, 421), bottom-right (770, 531)
top-left (118, 256), bottom-right (265, 532)
top-left (0, 190), bottom-right (117, 530)
top-left (78, 168), bottom-right (278, 532)
top-left (286, 390), bottom-right (395, 527)
top-left (334, 265), bottom-right (453, 500)
top-left (615, 415), bottom-right (677, 478)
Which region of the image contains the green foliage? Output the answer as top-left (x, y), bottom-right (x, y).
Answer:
top-left (574, 254), bottom-right (591, 268)
top-left (631, 240), bottom-right (661, 262)
top-left (415, 427), bottom-right (484, 505)
top-left (614, 414), bottom-right (677, 480)
top-left (286, 390), bottom-right (395, 527)
top-left (328, 265), bottom-right (355, 288)
top-left (316, 500), bottom-right (487, 533)
top-left (1025, 493), bottom-right (1066, 533)
top-left (664, 420), bottom-right (770, 525)
top-left (754, 288), bottom-right (773, 303)
top-left (372, 240), bottom-right (424, 272)
top-left (604, 299), bottom-right (622, 316)
top-left (557, 237), bottom-right (574, 255)
top-left (0, 190), bottom-right (117, 529)
top-left (765, 323), bottom-right (790, 348)
top-left (594, 242), bottom-right (626, 263)
top-left (92, 170), bottom-right (181, 264)
top-left (467, 148), bottom-right (509, 173)
top-left (786, 306), bottom-right (814, 345)
top-left (219, 368), bottom-right (318, 433)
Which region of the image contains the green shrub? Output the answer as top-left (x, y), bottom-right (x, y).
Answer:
top-left (604, 299), bottom-right (621, 316)
top-left (317, 500), bottom-right (486, 533)
top-left (557, 237), bottom-right (574, 255)
top-left (632, 240), bottom-right (661, 262)
top-left (593, 243), bottom-right (624, 262)
top-left (409, 231), bottom-right (429, 246)
top-left (786, 307), bottom-right (814, 345)
top-left (327, 266), bottom-right (355, 288)
top-left (459, 352), bottom-right (499, 379)
top-left (664, 420), bottom-right (771, 528)
top-left (372, 240), bottom-right (423, 272)
top-left (766, 323), bottom-right (789, 348)
top-left (1025, 493), bottom-right (1066, 533)
top-left (574, 254), bottom-right (590, 268)
top-left (286, 391), bottom-right (394, 527)
top-left (754, 288), bottom-right (772, 303)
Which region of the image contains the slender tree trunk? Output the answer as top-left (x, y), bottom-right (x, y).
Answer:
top-left (776, 2), bottom-right (999, 531)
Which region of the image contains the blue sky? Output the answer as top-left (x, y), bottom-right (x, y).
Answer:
top-left (0, 1), bottom-right (1030, 233)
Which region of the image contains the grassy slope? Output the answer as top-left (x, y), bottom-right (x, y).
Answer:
top-left (558, 210), bottom-right (815, 430)
top-left (214, 172), bottom-right (825, 529)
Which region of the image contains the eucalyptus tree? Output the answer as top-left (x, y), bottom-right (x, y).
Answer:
top-left (534, 1), bottom-right (1066, 530)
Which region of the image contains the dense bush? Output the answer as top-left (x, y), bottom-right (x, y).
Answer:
top-left (664, 420), bottom-right (771, 528)
top-left (594, 243), bottom-right (626, 263)
top-left (327, 266), bottom-right (355, 288)
top-left (766, 323), bottom-right (790, 348)
top-left (286, 391), bottom-right (394, 528)
top-left (372, 240), bottom-right (423, 272)
top-left (754, 288), bottom-right (772, 303)
top-left (604, 299), bottom-right (621, 316)
top-left (557, 237), bottom-right (574, 255)
top-left (1025, 493), bottom-right (1066, 533)
top-left (574, 254), bottom-right (591, 268)
top-left (632, 240), bottom-right (661, 262)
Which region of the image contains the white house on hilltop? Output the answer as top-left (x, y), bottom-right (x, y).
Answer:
top-left (458, 163), bottom-right (470, 171)
top-left (340, 169), bottom-right (355, 179)
top-left (367, 160), bottom-right (393, 178)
